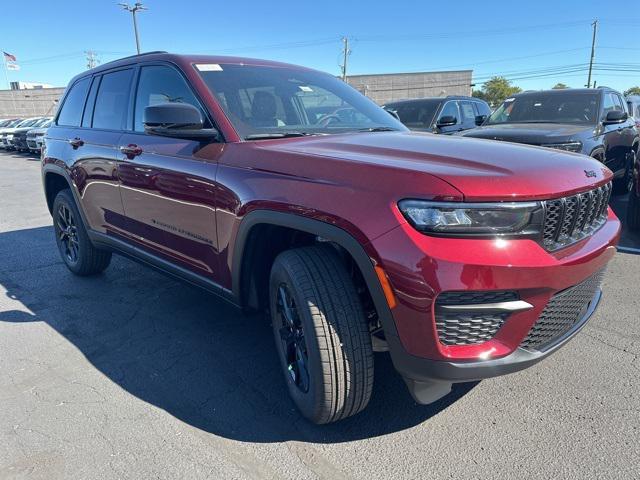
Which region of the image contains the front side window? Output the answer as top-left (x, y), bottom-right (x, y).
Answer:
top-left (134, 65), bottom-right (205, 132)
top-left (487, 92), bottom-right (599, 125)
top-left (92, 69), bottom-right (133, 130)
top-left (196, 64), bottom-right (406, 139)
top-left (438, 101), bottom-right (460, 123)
top-left (57, 77), bottom-right (90, 127)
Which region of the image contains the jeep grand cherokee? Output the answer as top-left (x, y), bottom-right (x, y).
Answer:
top-left (42, 52), bottom-right (620, 424)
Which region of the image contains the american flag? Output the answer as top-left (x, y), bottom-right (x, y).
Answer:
top-left (3, 52), bottom-right (17, 62)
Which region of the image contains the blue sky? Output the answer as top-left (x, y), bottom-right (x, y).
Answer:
top-left (1, 0), bottom-right (639, 93)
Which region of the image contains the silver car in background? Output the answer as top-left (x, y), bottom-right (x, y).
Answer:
top-left (27, 118), bottom-right (53, 153)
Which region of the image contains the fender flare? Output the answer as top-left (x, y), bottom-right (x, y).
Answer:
top-left (231, 209), bottom-right (399, 339)
top-left (41, 164), bottom-right (91, 227)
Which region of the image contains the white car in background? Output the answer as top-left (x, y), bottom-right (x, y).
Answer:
top-left (27, 118), bottom-right (53, 153)
top-left (1, 117), bottom-right (41, 149)
top-left (0, 118), bottom-right (24, 148)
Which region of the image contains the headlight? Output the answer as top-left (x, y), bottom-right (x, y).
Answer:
top-left (398, 200), bottom-right (544, 236)
top-left (541, 141), bottom-right (583, 153)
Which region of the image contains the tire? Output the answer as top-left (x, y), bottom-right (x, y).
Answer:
top-left (269, 245), bottom-right (374, 424)
top-left (612, 150), bottom-right (635, 195)
top-left (628, 179), bottom-right (640, 231)
top-left (52, 189), bottom-right (112, 275)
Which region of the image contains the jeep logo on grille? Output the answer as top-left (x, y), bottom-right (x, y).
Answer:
top-left (584, 170), bottom-right (597, 178)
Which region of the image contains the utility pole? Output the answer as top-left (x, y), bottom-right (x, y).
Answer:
top-left (85, 50), bottom-right (99, 69)
top-left (586, 19), bottom-right (598, 88)
top-left (118, 2), bottom-right (147, 54)
top-left (340, 37), bottom-right (350, 81)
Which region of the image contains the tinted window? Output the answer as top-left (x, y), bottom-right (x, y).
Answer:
top-left (57, 77), bottom-right (90, 127)
top-left (386, 100), bottom-right (440, 129)
top-left (93, 69), bottom-right (133, 130)
top-left (134, 66), bottom-right (205, 132)
top-left (82, 77), bottom-right (100, 128)
top-left (474, 101), bottom-right (491, 117)
top-left (438, 101), bottom-right (459, 123)
top-left (488, 92), bottom-right (599, 125)
top-left (459, 101), bottom-right (476, 123)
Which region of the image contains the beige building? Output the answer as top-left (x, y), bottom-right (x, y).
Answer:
top-left (0, 87), bottom-right (64, 118)
top-left (346, 70), bottom-right (473, 105)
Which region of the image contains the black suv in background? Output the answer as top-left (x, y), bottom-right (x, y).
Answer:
top-left (383, 96), bottom-right (492, 134)
top-left (460, 88), bottom-right (639, 194)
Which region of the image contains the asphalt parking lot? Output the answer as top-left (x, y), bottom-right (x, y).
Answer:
top-left (0, 149), bottom-right (638, 480)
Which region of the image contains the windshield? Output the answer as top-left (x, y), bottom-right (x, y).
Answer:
top-left (487, 92), bottom-right (599, 125)
top-left (33, 117), bottom-right (51, 127)
top-left (384, 100), bottom-right (441, 129)
top-left (196, 64), bottom-right (406, 139)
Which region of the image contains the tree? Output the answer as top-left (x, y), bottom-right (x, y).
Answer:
top-left (624, 86), bottom-right (640, 96)
top-left (552, 83), bottom-right (569, 89)
top-left (476, 77), bottom-right (521, 108)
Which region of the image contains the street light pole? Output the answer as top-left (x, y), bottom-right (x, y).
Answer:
top-left (118, 2), bottom-right (147, 54)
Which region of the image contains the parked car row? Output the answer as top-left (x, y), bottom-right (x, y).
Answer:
top-left (0, 116), bottom-right (53, 153)
top-left (386, 88), bottom-right (640, 229)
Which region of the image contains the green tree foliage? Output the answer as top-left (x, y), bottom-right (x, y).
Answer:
top-left (552, 83), bottom-right (569, 89)
top-left (475, 77), bottom-right (521, 107)
top-left (624, 86), bottom-right (640, 96)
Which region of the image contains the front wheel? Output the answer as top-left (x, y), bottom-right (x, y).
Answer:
top-left (613, 150), bottom-right (635, 195)
top-left (269, 245), bottom-right (374, 424)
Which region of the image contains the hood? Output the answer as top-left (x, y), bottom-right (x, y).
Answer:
top-left (28, 127), bottom-right (47, 135)
top-left (255, 131), bottom-right (611, 201)
top-left (460, 122), bottom-right (593, 145)
top-left (12, 127), bottom-right (33, 135)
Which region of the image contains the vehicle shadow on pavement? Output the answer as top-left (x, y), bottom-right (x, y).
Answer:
top-left (0, 226), bottom-right (478, 442)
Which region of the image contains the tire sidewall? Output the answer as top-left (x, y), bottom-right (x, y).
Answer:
top-left (269, 256), bottom-right (325, 421)
top-left (52, 189), bottom-right (91, 274)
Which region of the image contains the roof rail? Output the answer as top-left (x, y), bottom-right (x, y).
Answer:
top-left (97, 51), bottom-right (169, 68)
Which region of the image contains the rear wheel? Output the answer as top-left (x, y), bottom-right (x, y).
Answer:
top-left (52, 189), bottom-right (112, 275)
top-left (269, 245), bottom-right (374, 424)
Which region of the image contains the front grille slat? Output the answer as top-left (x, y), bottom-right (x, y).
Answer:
top-left (520, 269), bottom-right (605, 351)
top-left (542, 183), bottom-right (611, 251)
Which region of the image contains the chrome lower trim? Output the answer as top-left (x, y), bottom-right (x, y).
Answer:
top-left (435, 300), bottom-right (533, 314)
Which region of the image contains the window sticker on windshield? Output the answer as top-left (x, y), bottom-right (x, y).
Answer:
top-left (504, 98), bottom-right (515, 102)
top-left (299, 86), bottom-right (313, 92)
top-left (534, 103), bottom-right (542, 107)
top-left (195, 64), bottom-right (223, 72)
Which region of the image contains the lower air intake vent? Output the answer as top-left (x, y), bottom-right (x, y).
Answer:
top-left (520, 269), bottom-right (606, 351)
top-left (435, 291), bottom-right (519, 346)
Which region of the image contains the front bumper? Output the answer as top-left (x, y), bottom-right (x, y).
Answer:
top-left (371, 208), bottom-right (620, 392)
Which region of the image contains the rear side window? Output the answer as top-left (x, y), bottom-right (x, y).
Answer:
top-left (82, 76), bottom-right (100, 128)
top-left (57, 77), bottom-right (90, 127)
top-left (134, 65), bottom-right (204, 132)
top-left (93, 69), bottom-right (134, 130)
top-left (459, 101), bottom-right (476, 123)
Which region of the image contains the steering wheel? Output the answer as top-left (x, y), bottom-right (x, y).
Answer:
top-left (316, 113), bottom-right (343, 127)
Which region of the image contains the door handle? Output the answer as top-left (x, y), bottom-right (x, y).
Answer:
top-left (119, 144), bottom-right (143, 158)
top-left (68, 137), bottom-right (84, 149)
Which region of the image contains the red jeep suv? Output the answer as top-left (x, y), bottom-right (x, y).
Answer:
top-left (42, 52), bottom-right (620, 424)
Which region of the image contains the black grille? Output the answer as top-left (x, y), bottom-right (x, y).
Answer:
top-left (435, 291), bottom-right (518, 345)
top-left (520, 269), bottom-right (606, 351)
top-left (542, 183), bottom-right (611, 251)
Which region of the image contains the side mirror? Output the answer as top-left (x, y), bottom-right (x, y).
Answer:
top-left (475, 115), bottom-right (487, 126)
top-left (436, 115), bottom-right (457, 128)
top-left (384, 108), bottom-right (401, 121)
top-left (144, 103), bottom-right (219, 139)
top-left (603, 109), bottom-right (628, 125)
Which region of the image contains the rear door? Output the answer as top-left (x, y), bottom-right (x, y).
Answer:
top-left (72, 68), bottom-right (133, 236)
top-left (117, 63), bottom-right (222, 281)
top-left (600, 92), bottom-right (628, 175)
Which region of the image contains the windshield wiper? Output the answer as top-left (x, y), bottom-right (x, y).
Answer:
top-left (244, 132), bottom-right (319, 140)
top-left (357, 126), bottom-right (400, 132)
